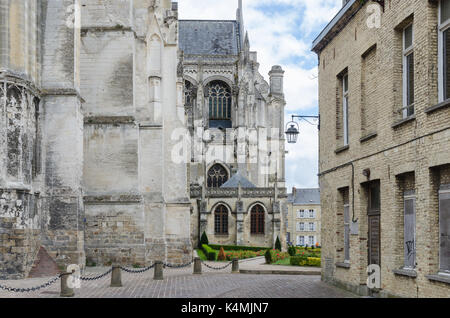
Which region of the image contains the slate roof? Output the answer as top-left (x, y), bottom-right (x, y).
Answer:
top-left (179, 20), bottom-right (241, 55)
top-left (287, 188), bottom-right (320, 205)
top-left (221, 171), bottom-right (256, 188)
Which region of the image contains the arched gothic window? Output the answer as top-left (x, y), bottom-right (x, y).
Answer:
top-left (207, 164), bottom-right (228, 188)
top-left (251, 204), bottom-right (265, 235)
top-left (207, 81), bottom-right (232, 129)
top-left (214, 205), bottom-right (229, 235)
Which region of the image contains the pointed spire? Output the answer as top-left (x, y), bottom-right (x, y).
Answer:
top-left (237, 0), bottom-right (245, 49)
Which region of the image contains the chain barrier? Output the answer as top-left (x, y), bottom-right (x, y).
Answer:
top-left (120, 263), bottom-right (155, 274)
top-left (163, 259), bottom-right (194, 269)
top-left (80, 268), bottom-right (112, 281)
top-left (0, 257), bottom-right (236, 293)
top-left (0, 275), bottom-right (60, 293)
top-left (200, 260), bottom-right (233, 270)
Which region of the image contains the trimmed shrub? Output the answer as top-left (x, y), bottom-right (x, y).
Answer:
top-left (208, 244), bottom-right (269, 252)
top-left (207, 252), bottom-right (216, 261)
top-left (264, 249), bottom-right (273, 264)
top-left (200, 231), bottom-right (209, 246)
top-left (202, 244), bottom-right (217, 261)
top-left (288, 245), bottom-right (296, 256)
top-left (290, 256), bottom-right (321, 267)
top-left (217, 247), bottom-right (226, 261)
top-left (275, 236), bottom-right (282, 251)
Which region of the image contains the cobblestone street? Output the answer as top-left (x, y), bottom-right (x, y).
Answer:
top-left (0, 262), bottom-right (356, 298)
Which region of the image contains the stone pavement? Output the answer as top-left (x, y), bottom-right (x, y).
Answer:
top-left (0, 260), bottom-right (357, 298)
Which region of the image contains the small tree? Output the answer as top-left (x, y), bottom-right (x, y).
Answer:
top-left (200, 231), bottom-right (209, 246)
top-left (275, 236), bottom-right (282, 251)
top-left (217, 246), bottom-right (226, 261)
top-left (264, 249), bottom-right (273, 264)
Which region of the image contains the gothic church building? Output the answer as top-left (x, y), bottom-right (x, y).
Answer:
top-left (0, 0), bottom-right (286, 279)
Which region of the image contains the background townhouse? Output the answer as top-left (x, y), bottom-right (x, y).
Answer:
top-left (286, 188), bottom-right (321, 247)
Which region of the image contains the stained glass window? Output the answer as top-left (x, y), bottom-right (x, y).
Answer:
top-left (207, 164), bottom-right (228, 188)
top-left (207, 81), bottom-right (232, 128)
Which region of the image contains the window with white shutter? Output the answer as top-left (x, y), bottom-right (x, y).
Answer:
top-left (403, 191), bottom-right (416, 269)
top-left (297, 210), bottom-right (305, 218)
top-left (309, 209), bottom-right (315, 218)
top-left (439, 186), bottom-right (450, 274)
top-left (298, 222), bottom-right (305, 231)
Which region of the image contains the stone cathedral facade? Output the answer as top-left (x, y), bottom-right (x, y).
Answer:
top-left (181, 3), bottom-right (287, 249)
top-left (0, 0), bottom-right (286, 280)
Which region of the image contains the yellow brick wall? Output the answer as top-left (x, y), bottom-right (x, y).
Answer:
top-left (317, 0), bottom-right (450, 298)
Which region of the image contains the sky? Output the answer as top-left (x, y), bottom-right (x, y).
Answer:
top-left (178, 0), bottom-right (342, 192)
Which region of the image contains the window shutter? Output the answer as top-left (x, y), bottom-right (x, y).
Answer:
top-left (404, 193), bottom-right (416, 268)
top-left (439, 189), bottom-right (450, 273)
top-left (344, 204), bottom-right (350, 261)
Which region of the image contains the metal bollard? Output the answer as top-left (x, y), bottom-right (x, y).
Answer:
top-left (193, 257), bottom-right (202, 275)
top-left (60, 272), bottom-right (75, 297)
top-left (232, 258), bottom-right (239, 274)
top-left (154, 261), bottom-right (163, 280)
top-left (110, 265), bottom-right (122, 287)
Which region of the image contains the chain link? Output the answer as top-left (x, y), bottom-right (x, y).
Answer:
top-left (163, 259), bottom-right (194, 269)
top-left (80, 268), bottom-right (112, 281)
top-left (0, 275), bottom-right (60, 293)
top-left (200, 260), bottom-right (233, 270)
top-left (0, 257), bottom-right (235, 293)
top-left (120, 263), bottom-right (155, 274)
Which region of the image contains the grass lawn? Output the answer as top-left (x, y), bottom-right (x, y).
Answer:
top-left (273, 258), bottom-right (291, 266)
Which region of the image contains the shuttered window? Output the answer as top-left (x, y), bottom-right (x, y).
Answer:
top-left (344, 204), bottom-right (350, 262)
top-left (368, 182), bottom-right (381, 266)
top-left (403, 191), bottom-right (416, 269)
top-left (439, 186), bottom-right (450, 273)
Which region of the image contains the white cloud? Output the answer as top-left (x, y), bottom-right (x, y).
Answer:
top-left (177, 0), bottom-right (340, 190)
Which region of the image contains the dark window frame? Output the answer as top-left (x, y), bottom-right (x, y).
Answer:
top-left (207, 164), bottom-right (229, 188)
top-left (251, 204), bottom-right (265, 235)
top-left (214, 204), bottom-right (229, 235)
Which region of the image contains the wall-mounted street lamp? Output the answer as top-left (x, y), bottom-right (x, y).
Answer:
top-left (285, 115), bottom-right (320, 144)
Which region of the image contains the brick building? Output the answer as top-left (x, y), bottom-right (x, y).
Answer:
top-left (286, 188), bottom-right (321, 247)
top-left (312, 0), bottom-right (450, 297)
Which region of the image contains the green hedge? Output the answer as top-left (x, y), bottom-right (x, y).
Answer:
top-left (290, 256), bottom-right (321, 267)
top-left (208, 244), bottom-right (269, 252)
top-left (202, 244), bottom-right (217, 261)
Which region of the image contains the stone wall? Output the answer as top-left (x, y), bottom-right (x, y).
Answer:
top-left (316, 0), bottom-right (450, 297)
top-left (0, 190), bottom-right (41, 279)
top-left (190, 189), bottom-right (287, 249)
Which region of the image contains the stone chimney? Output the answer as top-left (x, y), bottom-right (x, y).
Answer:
top-left (269, 65), bottom-right (285, 96)
top-left (292, 187), bottom-right (297, 198)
